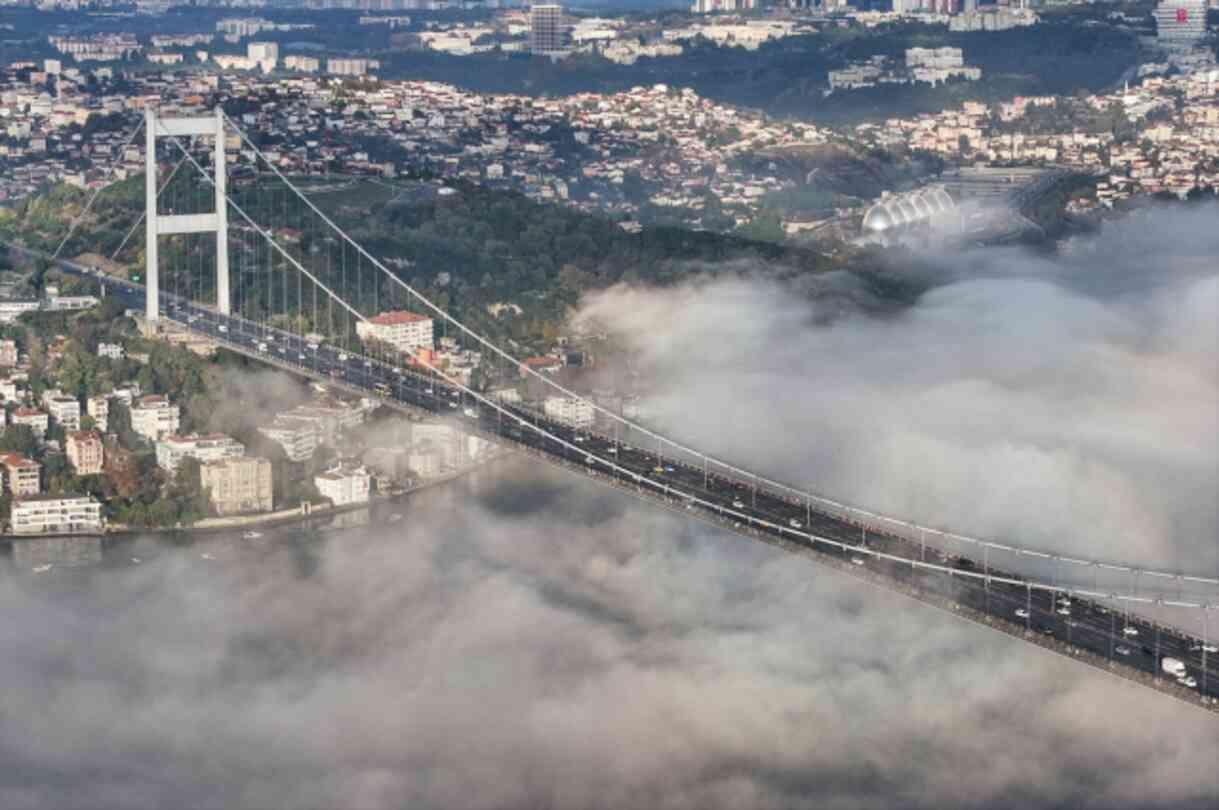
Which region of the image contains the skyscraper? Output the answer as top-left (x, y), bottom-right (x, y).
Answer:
top-left (1154, 0), bottom-right (1208, 51)
top-left (530, 4), bottom-right (570, 59)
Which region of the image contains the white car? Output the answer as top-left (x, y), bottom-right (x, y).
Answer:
top-left (732, 499), bottom-right (745, 509)
top-left (338, 353), bottom-right (349, 362)
top-left (218, 324), bottom-right (228, 333)
top-left (574, 435), bottom-right (586, 443)
top-left (585, 455), bottom-right (596, 465)
top-left (1190, 643), bottom-right (1219, 654)
top-left (850, 556), bottom-right (865, 566)
top-left (1115, 644), bottom-right (1132, 656)
top-left (1122, 626), bottom-right (1139, 637)
top-left (1057, 607), bottom-right (1071, 616)
top-left (1178, 675), bottom-right (1198, 689)
top-left (607, 447), bottom-right (618, 455)
top-left (1015, 608), bottom-right (1030, 619)
top-left (788, 519), bottom-right (803, 529)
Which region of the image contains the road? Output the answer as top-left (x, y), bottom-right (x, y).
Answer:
top-left (41, 252), bottom-right (1219, 709)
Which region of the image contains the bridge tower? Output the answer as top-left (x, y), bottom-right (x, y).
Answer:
top-left (144, 106), bottom-right (229, 323)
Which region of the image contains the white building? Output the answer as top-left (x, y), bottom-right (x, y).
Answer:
top-left (11, 495), bottom-right (103, 535)
top-left (1155, 0), bottom-right (1208, 52)
top-left (543, 395), bottom-right (594, 428)
top-left (356, 310), bottom-right (434, 355)
top-left (247, 41), bottom-right (278, 72)
top-left (129, 395), bottom-right (180, 442)
top-left (155, 433), bottom-right (245, 472)
top-left (46, 395), bottom-right (80, 431)
top-left (11, 408), bottom-right (49, 436)
top-left (97, 342), bottom-right (124, 359)
top-left (530, 4), bottom-right (570, 58)
top-left (86, 395), bottom-right (109, 432)
top-left (314, 465), bottom-right (371, 507)
top-left (259, 416), bottom-right (319, 463)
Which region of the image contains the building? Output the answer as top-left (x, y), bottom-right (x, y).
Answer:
top-left (259, 416), bottom-right (319, 463)
top-left (65, 430), bottom-right (104, 476)
top-left (200, 456), bottom-right (273, 516)
top-left (97, 342), bottom-right (124, 360)
top-left (530, 4), bottom-right (570, 58)
top-left (691, 0), bottom-right (755, 11)
top-left (1155, 0), bottom-right (1208, 52)
top-left (0, 339), bottom-right (17, 366)
top-left (46, 395), bottom-right (80, 431)
top-left (327, 57), bottom-right (379, 76)
top-left (129, 395), bottom-right (180, 442)
top-left (314, 464), bottom-right (371, 507)
top-left (861, 185), bottom-right (959, 235)
top-left (155, 433), bottom-right (245, 472)
top-left (86, 395), bottom-right (109, 432)
top-left (11, 407), bottom-right (49, 437)
top-left (356, 310), bottom-right (434, 355)
top-left (0, 452), bottom-right (41, 496)
top-left (11, 495), bottom-right (103, 535)
top-left (543, 395), bottom-right (595, 428)
top-left (247, 41), bottom-right (279, 71)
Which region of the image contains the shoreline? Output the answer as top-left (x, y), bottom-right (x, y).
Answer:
top-left (0, 450), bottom-right (513, 546)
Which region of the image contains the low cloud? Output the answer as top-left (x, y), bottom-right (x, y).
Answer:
top-left (1, 462), bottom-right (1217, 810)
top-left (574, 205), bottom-right (1219, 582)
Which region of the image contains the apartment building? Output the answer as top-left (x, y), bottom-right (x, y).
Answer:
top-left (155, 433), bottom-right (245, 472)
top-left (11, 495), bottom-right (103, 535)
top-left (259, 416), bottom-right (319, 463)
top-left (65, 430), bottom-right (104, 475)
top-left (0, 452), bottom-right (41, 496)
top-left (10, 407), bottom-right (49, 436)
top-left (130, 395), bottom-right (180, 442)
top-left (314, 464), bottom-right (371, 506)
top-left (543, 395), bottom-right (595, 428)
top-left (355, 310), bottom-right (434, 355)
top-left (200, 456), bottom-right (274, 516)
top-left (46, 394), bottom-right (80, 431)
top-left (86, 395), bottom-right (109, 432)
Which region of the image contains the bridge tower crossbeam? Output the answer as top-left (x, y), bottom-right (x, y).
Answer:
top-left (144, 106), bottom-right (229, 323)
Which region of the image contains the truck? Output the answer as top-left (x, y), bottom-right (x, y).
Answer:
top-left (305, 332), bottom-right (324, 349)
top-left (1161, 657), bottom-right (1187, 679)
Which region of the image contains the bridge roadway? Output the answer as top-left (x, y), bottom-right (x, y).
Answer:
top-left (54, 259), bottom-right (1219, 710)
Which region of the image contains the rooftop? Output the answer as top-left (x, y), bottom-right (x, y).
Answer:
top-left (368, 310), bottom-right (430, 326)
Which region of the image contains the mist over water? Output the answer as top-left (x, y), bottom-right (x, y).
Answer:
top-left (1, 461), bottom-right (1217, 810)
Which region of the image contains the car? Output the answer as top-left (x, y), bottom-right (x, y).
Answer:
top-left (788, 519), bottom-right (803, 529)
top-left (607, 447), bottom-right (618, 455)
top-left (1190, 643), bottom-right (1219, 654)
top-left (663, 465), bottom-right (675, 473)
top-left (277, 347), bottom-right (286, 354)
top-left (850, 556), bottom-right (865, 566)
top-left (448, 401), bottom-right (459, 409)
top-left (1041, 627), bottom-right (1055, 637)
top-left (1015, 608), bottom-right (1030, 619)
top-left (364, 360), bottom-right (372, 368)
top-left (257, 342), bottom-right (268, 352)
top-left (1179, 675), bottom-right (1198, 688)
top-left (1057, 607), bottom-right (1071, 616)
top-left (731, 499), bottom-right (745, 509)
top-left (217, 324), bottom-right (228, 333)
top-left (652, 466), bottom-right (664, 474)
top-left (1057, 597), bottom-right (1071, 607)
top-left (1122, 626), bottom-right (1139, 637)
top-left (1115, 645), bottom-right (1132, 656)
top-left (298, 353), bottom-right (306, 361)
top-left (424, 387), bottom-right (434, 394)
top-left (574, 435), bottom-right (586, 443)
top-left (242, 531), bottom-right (262, 540)
top-left (585, 455), bottom-right (596, 464)
top-left (338, 353), bottom-right (348, 362)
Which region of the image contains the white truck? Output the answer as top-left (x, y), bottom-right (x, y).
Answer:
top-left (1161, 657), bottom-right (1187, 679)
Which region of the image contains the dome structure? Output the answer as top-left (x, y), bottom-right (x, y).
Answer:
top-left (862, 185), bottom-right (958, 233)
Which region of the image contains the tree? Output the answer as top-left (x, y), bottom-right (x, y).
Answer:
top-left (0, 424), bottom-right (38, 456)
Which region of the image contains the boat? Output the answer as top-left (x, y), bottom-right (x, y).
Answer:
top-left (387, 513), bottom-right (403, 523)
top-left (242, 530), bottom-right (263, 540)
top-left (32, 564), bottom-right (52, 573)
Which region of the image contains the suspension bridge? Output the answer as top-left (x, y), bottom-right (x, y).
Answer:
top-left (19, 106), bottom-right (1219, 712)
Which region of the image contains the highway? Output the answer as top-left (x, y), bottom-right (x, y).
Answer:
top-left (40, 253), bottom-right (1219, 710)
